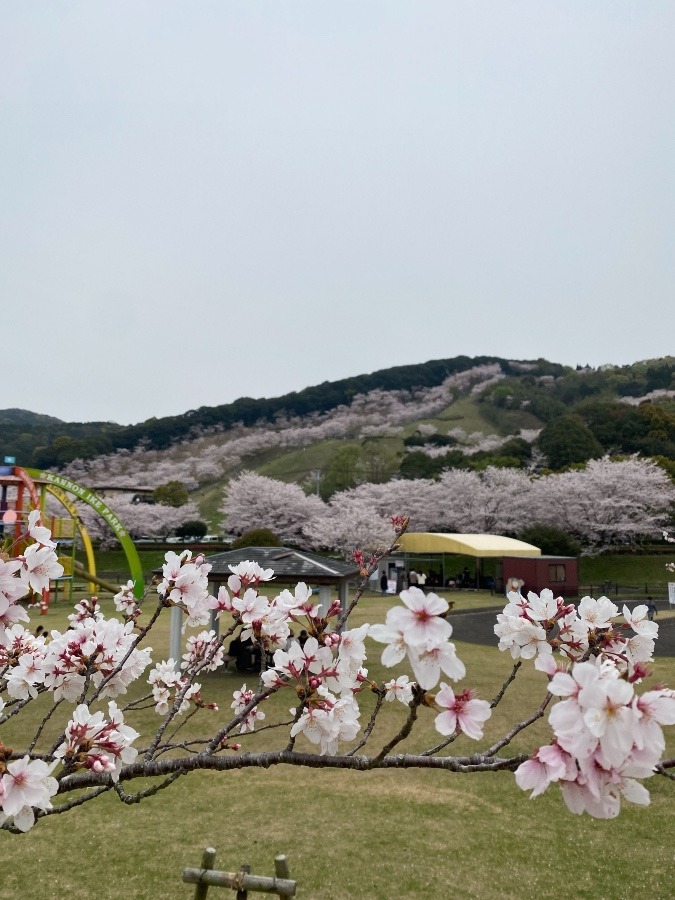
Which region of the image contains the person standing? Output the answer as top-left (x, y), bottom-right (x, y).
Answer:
top-left (380, 570), bottom-right (388, 595)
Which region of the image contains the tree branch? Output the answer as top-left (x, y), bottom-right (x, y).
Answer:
top-left (55, 747), bottom-right (529, 795)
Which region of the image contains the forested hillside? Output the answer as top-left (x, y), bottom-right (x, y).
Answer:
top-left (3, 356), bottom-right (675, 473)
top-left (2, 355), bottom-right (555, 467)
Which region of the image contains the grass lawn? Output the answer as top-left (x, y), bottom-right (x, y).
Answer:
top-left (2, 590), bottom-right (675, 899)
top-left (579, 554), bottom-right (673, 591)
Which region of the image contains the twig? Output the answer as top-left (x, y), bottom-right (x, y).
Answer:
top-left (421, 730), bottom-right (461, 757)
top-left (0, 695), bottom-right (33, 724)
top-left (284, 703), bottom-right (306, 752)
top-left (347, 692), bottom-right (384, 756)
top-left (28, 699), bottom-right (63, 753)
top-left (490, 661), bottom-right (522, 708)
top-left (372, 696), bottom-right (421, 764)
top-left (335, 531), bottom-right (405, 633)
top-left (39, 786), bottom-right (112, 817)
top-left (113, 772), bottom-right (183, 804)
top-left (482, 692), bottom-right (553, 758)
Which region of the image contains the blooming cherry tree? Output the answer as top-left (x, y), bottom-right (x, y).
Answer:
top-left (0, 510), bottom-right (673, 836)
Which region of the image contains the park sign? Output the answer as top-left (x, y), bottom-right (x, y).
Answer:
top-left (24, 467), bottom-right (145, 598)
top-left (31, 470), bottom-right (129, 539)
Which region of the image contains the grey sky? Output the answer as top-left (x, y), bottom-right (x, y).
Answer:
top-left (2, 1), bottom-right (674, 425)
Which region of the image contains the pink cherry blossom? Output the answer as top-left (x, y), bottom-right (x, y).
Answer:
top-left (383, 675), bottom-right (415, 705)
top-left (434, 683), bottom-right (491, 740)
top-left (20, 544), bottom-right (64, 595)
top-left (27, 510), bottom-right (57, 549)
top-left (0, 756), bottom-right (58, 832)
top-left (394, 588), bottom-right (452, 646)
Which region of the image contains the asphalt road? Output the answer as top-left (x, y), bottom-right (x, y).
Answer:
top-left (449, 607), bottom-right (675, 658)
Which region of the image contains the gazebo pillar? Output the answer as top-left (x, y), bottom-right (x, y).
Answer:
top-left (317, 584), bottom-right (332, 617)
top-left (209, 579), bottom-right (220, 637)
top-left (338, 579), bottom-right (349, 615)
top-left (170, 606), bottom-right (183, 671)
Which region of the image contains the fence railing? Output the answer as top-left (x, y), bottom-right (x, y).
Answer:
top-left (580, 583), bottom-right (672, 601)
top-left (182, 848), bottom-right (297, 899)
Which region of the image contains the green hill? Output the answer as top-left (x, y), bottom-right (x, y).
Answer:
top-left (3, 356), bottom-right (675, 529)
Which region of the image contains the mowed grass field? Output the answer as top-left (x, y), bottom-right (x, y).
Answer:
top-left (2, 589), bottom-right (675, 900)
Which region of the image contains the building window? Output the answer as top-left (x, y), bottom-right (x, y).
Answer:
top-left (548, 564), bottom-right (566, 583)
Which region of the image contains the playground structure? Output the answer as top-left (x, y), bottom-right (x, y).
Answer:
top-left (0, 464), bottom-right (145, 610)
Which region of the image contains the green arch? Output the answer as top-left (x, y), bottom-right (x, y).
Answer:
top-left (25, 468), bottom-right (145, 599)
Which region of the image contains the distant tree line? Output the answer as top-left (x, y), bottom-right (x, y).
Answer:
top-left (3, 356), bottom-right (674, 473)
top-left (0, 356), bottom-right (559, 467)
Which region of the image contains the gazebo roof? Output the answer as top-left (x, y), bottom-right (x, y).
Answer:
top-left (397, 533), bottom-right (541, 558)
top-left (198, 546), bottom-right (360, 584)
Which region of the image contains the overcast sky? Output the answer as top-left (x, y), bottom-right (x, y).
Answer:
top-left (1, 1), bottom-right (674, 425)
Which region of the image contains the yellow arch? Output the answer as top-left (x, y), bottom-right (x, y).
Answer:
top-left (41, 484), bottom-right (98, 596)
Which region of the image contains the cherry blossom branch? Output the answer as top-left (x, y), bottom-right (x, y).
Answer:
top-left (88, 597), bottom-right (165, 703)
top-left (144, 626), bottom-right (235, 760)
top-left (28, 699), bottom-right (63, 753)
top-left (0, 696), bottom-right (32, 725)
top-left (420, 729), bottom-right (461, 757)
top-left (346, 691), bottom-right (385, 756)
top-left (205, 684), bottom-right (282, 753)
top-left (121, 692), bottom-right (154, 712)
top-left (55, 747), bottom-right (530, 795)
top-left (336, 526), bottom-right (407, 632)
top-left (482, 691), bottom-right (553, 758)
top-left (372, 695), bottom-right (422, 764)
top-left (489, 661), bottom-right (522, 708)
top-left (113, 771), bottom-right (183, 805)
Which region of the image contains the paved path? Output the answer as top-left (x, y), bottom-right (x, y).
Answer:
top-left (449, 607), bottom-right (675, 658)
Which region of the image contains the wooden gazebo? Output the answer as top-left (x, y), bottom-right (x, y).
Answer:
top-left (164, 546), bottom-right (359, 664)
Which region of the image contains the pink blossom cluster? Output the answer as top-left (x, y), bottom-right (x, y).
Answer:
top-left (217, 561), bottom-right (371, 751)
top-left (231, 684), bottom-right (266, 733)
top-left (498, 588), bottom-right (675, 817)
top-left (148, 659), bottom-right (203, 715)
top-left (370, 587), bottom-right (467, 693)
top-left (289, 688), bottom-right (361, 755)
top-left (0, 511), bottom-right (64, 641)
top-left (517, 656), bottom-right (675, 818)
top-left (257, 627), bottom-right (365, 753)
top-left (435, 685), bottom-right (492, 740)
top-left (383, 674), bottom-right (415, 705)
top-left (113, 580), bottom-right (141, 622)
top-left (219, 586), bottom-right (369, 752)
top-left (54, 701), bottom-right (139, 781)
top-left (13, 615), bottom-right (151, 702)
top-left (157, 550), bottom-right (216, 628)
top-left (0, 756), bottom-right (58, 832)
top-left (216, 563), bottom-right (342, 655)
top-left (496, 590), bottom-right (657, 673)
top-left (181, 630), bottom-right (225, 673)
top-left (1, 543), bottom-right (151, 705)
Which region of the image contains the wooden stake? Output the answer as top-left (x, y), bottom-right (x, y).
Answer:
top-left (194, 847), bottom-right (216, 900)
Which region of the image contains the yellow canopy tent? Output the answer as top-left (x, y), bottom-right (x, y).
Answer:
top-left (397, 533), bottom-right (541, 558)
top-left (395, 533), bottom-right (541, 591)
